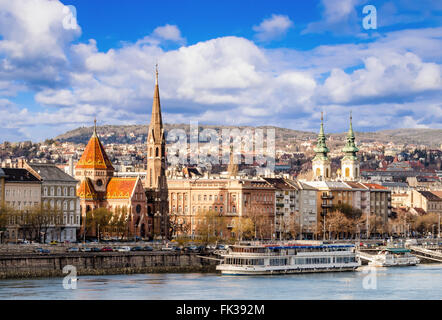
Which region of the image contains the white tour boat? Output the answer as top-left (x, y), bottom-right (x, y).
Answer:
top-left (368, 248), bottom-right (420, 267)
top-left (216, 242), bottom-right (360, 275)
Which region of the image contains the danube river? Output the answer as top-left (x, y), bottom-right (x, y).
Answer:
top-left (0, 264), bottom-right (441, 300)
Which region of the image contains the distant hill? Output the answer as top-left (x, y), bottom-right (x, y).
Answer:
top-left (54, 124), bottom-right (442, 148)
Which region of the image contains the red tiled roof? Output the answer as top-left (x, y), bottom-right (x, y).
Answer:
top-left (105, 177), bottom-right (137, 199)
top-left (363, 183), bottom-right (388, 190)
top-left (75, 133), bottom-right (114, 170)
top-left (77, 178), bottom-right (98, 199)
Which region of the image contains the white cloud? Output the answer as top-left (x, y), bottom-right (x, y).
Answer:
top-left (152, 24), bottom-right (185, 43)
top-left (303, 0), bottom-right (362, 34)
top-left (0, 0), bottom-right (441, 142)
top-left (253, 14), bottom-right (293, 42)
top-left (319, 52), bottom-right (442, 104)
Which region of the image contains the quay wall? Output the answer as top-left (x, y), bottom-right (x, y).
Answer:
top-left (0, 252), bottom-right (218, 279)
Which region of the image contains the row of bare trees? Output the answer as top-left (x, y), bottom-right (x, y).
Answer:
top-left (0, 203), bottom-right (65, 243)
top-left (84, 207), bottom-right (133, 240)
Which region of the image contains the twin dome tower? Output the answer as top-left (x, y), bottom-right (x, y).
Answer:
top-left (312, 112), bottom-right (360, 181)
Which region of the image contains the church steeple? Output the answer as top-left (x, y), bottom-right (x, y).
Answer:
top-left (146, 64), bottom-right (169, 239)
top-left (342, 111), bottom-right (359, 160)
top-left (341, 111), bottom-right (360, 180)
top-left (312, 112), bottom-right (331, 180)
top-left (313, 112), bottom-right (330, 161)
top-left (150, 64), bottom-right (163, 140)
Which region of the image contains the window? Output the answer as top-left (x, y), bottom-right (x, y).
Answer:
top-left (57, 187), bottom-right (61, 196)
top-left (70, 187), bottom-right (75, 196)
top-left (43, 187), bottom-right (48, 196)
top-left (70, 200), bottom-right (74, 210)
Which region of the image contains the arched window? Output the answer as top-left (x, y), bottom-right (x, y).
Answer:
top-left (326, 168), bottom-right (329, 178)
top-left (155, 147), bottom-right (159, 157)
top-left (316, 168), bottom-right (321, 177)
top-left (345, 167), bottom-right (350, 177)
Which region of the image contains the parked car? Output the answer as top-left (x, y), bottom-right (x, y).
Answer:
top-left (142, 246), bottom-right (153, 251)
top-left (174, 246), bottom-right (182, 252)
top-left (91, 247), bottom-right (101, 252)
top-left (66, 247), bottom-right (79, 252)
top-left (206, 244), bottom-right (216, 250)
top-left (49, 240), bottom-right (58, 245)
top-left (161, 246), bottom-right (174, 251)
top-left (184, 245), bottom-right (198, 252)
top-left (80, 247), bottom-right (91, 252)
top-left (101, 247), bottom-right (113, 252)
top-left (131, 246), bottom-right (143, 251)
top-left (116, 246), bottom-right (131, 252)
top-left (34, 248), bottom-right (50, 254)
top-left (216, 244), bottom-right (228, 250)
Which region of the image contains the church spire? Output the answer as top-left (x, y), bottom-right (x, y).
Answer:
top-left (342, 111), bottom-right (359, 160)
top-left (313, 112), bottom-right (329, 161)
top-left (227, 145), bottom-right (239, 177)
top-left (149, 64), bottom-right (163, 140)
top-left (93, 117), bottom-right (97, 137)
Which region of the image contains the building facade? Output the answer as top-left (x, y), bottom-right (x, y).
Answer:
top-left (24, 162), bottom-right (80, 243)
top-left (1, 168), bottom-right (41, 242)
top-left (167, 176), bottom-right (276, 239)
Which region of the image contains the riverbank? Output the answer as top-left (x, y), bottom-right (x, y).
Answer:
top-left (0, 252), bottom-right (218, 279)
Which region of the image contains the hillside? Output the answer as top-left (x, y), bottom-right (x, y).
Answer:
top-left (54, 124), bottom-right (442, 148)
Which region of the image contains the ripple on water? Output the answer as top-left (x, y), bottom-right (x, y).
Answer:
top-left (0, 265), bottom-right (440, 299)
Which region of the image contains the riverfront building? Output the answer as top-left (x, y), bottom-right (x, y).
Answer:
top-left (167, 176), bottom-right (276, 239)
top-left (23, 162), bottom-right (81, 242)
top-left (1, 168), bottom-right (41, 242)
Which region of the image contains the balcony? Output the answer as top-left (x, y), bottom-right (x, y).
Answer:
top-left (321, 194), bottom-right (333, 200)
top-left (276, 203), bottom-right (284, 208)
top-left (321, 202), bottom-right (333, 208)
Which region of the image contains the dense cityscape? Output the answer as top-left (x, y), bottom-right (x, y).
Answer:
top-left (0, 68), bottom-right (441, 245)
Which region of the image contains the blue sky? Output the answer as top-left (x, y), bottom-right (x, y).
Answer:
top-left (0, 0), bottom-right (441, 142)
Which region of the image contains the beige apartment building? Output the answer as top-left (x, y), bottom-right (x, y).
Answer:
top-left (167, 176), bottom-right (276, 239)
top-left (1, 168), bottom-right (42, 242)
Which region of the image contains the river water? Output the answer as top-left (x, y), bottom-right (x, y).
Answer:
top-left (0, 264), bottom-right (441, 300)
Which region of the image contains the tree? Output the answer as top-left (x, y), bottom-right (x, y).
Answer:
top-left (413, 213), bottom-right (439, 236)
top-left (86, 208), bottom-right (113, 238)
top-left (230, 217), bottom-right (254, 241)
top-left (195, 210), bottom-right (227, 244)
top-left (0, 204), bottom-right (14, 243)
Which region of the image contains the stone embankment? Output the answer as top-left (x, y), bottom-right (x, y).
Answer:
top-left (0, 244), bottom-right (218, 279)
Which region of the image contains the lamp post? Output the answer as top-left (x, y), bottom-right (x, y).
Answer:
top-left (98, 224), bottom-right (100, 243)
top-left (438, 213), bottom-right (441, 239)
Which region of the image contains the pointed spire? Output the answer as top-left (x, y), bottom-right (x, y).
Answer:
top-left (342, 111), bottom-right (359, 159)
top-left (348, 110), bottom-right (354, 138)
top-left (93, 118), bottom-right (97, 137)
top-left (149, 64), bottom-right (163, 141)
top-left (227, 145), bottom-right (239, 177)
top-left (155, 63), bottom-right (159, 85)
top-left (313, 111), bottom-right (329, 160)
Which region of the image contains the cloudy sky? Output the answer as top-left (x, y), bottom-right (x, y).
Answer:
top-left (0, 0), bottom-right (441, 142)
